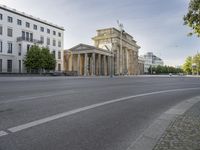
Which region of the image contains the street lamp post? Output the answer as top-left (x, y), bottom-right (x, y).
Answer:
top-left (110, 53), bottom-right (113, 78)
top-left (117, 20), bottom-right (124, 76)
top-left (120, 28), bottom-right (123, 75)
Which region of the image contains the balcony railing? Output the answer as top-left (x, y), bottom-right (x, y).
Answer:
top-left (17, 37), bottom-right (43, 44)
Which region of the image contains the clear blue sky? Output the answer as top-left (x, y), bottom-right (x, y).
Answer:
top-left (1, 0), bottom-right (199, 66)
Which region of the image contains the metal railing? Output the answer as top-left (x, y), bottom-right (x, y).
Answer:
top-left (17, 37), bottom-right (43, 44)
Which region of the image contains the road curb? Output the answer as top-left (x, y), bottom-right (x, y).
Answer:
top-left (127, 96), bottom-right (200, 150)
top-left (0, 75), bottom-right (199, 82)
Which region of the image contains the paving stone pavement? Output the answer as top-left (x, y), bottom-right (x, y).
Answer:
top-left (153, 101), bottom-right (200, 150)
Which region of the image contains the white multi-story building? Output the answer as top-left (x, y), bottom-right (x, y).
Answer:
top-left (141, 52), bottom-right (164, 73)
top-left (0, 5), bottom-right (64, 73)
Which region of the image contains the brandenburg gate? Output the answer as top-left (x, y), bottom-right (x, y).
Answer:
top-left (64, 44), bottom-right (113, 76)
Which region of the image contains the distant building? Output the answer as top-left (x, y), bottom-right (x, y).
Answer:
top-left (92, 28), bottom-right (141, 75)
top-left (0, 5), bottom-right (64, 73)
top-left (64, 44), bottom-right (112, 76)
top-left (141, 52), bottom-right (164, 73)
top-left (64, 27), bottom-right (142, 76)
top-left (138, 56), bottom-right (145, 75)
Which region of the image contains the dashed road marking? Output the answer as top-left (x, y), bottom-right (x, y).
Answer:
top-left (0, 90), bottom-right (76, 104)
top-left (0, 131), bottom-right (8, 137)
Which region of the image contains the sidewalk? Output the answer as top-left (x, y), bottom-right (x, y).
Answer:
top-left (153, 100), bottom-right (200, 150)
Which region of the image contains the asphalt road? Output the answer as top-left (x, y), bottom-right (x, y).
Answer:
top-left (0, 76), bottom-right (200, 150)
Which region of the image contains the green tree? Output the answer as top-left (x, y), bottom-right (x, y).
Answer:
top-left (41, 47), bottom-right (56, 72)
top-left (156, 65), bottom-right (163, 74)
top-left (193, 53), bottom-right (200, 74)
top-left (148, 65), bottom-right (183, 74)
top-left (148, 66), bottom-right (156, 74)
top-left (24, 45), bottom-right (56, 73)
top-left (183, 56), bottom-right (193, 74)
top-left (183, 0), bottom-right (200, 37)
top-left (23, 45), bottom-right (42, 73)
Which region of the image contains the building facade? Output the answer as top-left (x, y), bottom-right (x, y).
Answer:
top-left (0, 5), bottom-right (64, 73)
top-left (64, 28), bottom-right (142, 76)
top-left (92, 28), bottom-right (141, 75)
top-left (141, 52), bottom-right (164, 73)
top-left (64, 44), bottom-right (112, 76)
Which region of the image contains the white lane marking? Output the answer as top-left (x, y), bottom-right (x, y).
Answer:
top-left (0, 131), bottom-right (8, 137)
top-left (7, 87), bottom-right (200, 133)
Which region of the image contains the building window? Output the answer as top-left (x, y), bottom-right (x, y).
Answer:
top-left (18, 44), bottom-right (22, 56)
top-left (40, 36), bottom-right (44, 44)
top-left (22, 31), bottom-right (25, 38)
top-left (58, 41), bottom-right (61, 47)
top-left (30, 33), bottom-right (33, 42)
top-left (53, 39), bottom-right (56, 46)
top-left (17, 19), bottom-right (22, 25)
top-left (7, 60), bottom-right (12, 73)
top-left (53, 31), bottom-right (56, 35)
top-left (0, 59), bottom-right (2, 72)
top-left (0, 14), bottom-right (2, 20)
top-left (47, 38), bottom-right (50, 45)
top-left (58, 64), bottom-right (61, 71)
top-left (26, 22), bottom-right (30, 28)
top-left (7, 42), bottom-right (12, 54)
top-left (7, 28), bottom-right (13, 37)
top-left (0, 26), bottom-right (2, 35)
top-left (47, 29), bottom-right (50, 34)
top-left (33, 24), bottom-right (37, 30)
top-left (52, 50), bottom-right (56, 58)
top-left (0, 41), bottom-right (2, 53)
top-left (58, 32), bottom-right (61, 37)
top-left (7, 16), bottom-right (13, 23)
top-left (26, 32), bottom-right (29, 41)
top-left (40, 27), bottom-right (44, 32)
top-left (58, 51), bottom-right (61, 59)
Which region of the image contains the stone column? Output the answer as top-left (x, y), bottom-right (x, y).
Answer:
top-left (77, 54), bottom-right (80, 76)
top-left (128, 50), bottom-right (132, 75)
top-left (84, 53), bottom-right (88, 76)
top-left (119, 46), bottom-right (124, 75)
top-left (126, 49), bottom-right (129, 74)
top-left (106, 56), bottom-right (110, 75)
top-left (103, 55), bottom-right (107, 76)
top-left (117, 47), bottom-right (120, 75)
top-left (121, 49), bottom-right (123, 75)
top-left (98, 54), bottom-right (101, 76)
top-left (132, 51), bottom-right (135, 75)
top-left (108, 55), bottom-right (113, 76)
top-left (92, 53), bottom-right (96, 76)
top-left (108, 56), bottom-right (111, 76)
top-left (112, 43), bottom-right (119, 75)
top-left (124, 48), bottom-right (127, 74)
top-left (71, 53), bottom-right (74, 71)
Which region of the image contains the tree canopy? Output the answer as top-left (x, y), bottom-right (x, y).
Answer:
top-left (148, 65), bottom-right (183, 74)
top-left (24, 45), bottom-right (56, 73)
top-left (183, 0), bottom-right (200, 37)
top-left (192, 53), bottom-right (200, 74)
top-left (182, 53), bottom-right (200, 75)
top-left (183, 56), bottom-right (193, 74)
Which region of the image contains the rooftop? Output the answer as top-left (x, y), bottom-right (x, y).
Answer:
top-left (66, 43), bottom-right (112, 54)
top-left (0, 4), bottom-right (64, 31)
